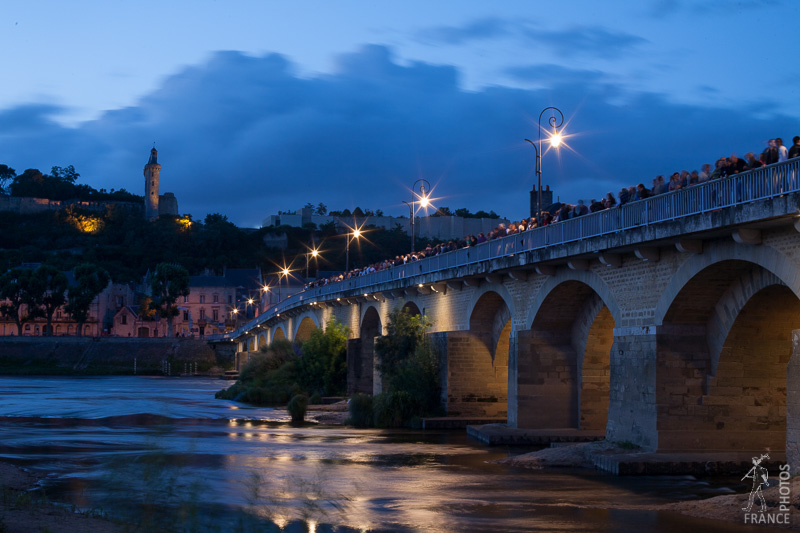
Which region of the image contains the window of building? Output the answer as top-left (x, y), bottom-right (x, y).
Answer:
top-left (199, 295), bottom-right (205, 304)
top-left (228, 295), bottom-right (233, 304)
top-left (56, 310), bottom-right (61, 319)
top-left (183, 311), bottom-right (188, 321)
top-left (183, 295), bottom-right (189, 303)
top-left (213, 294), bottom-right (219, 303)
top-left (212, 309), bottom-right (219, 322)
top-left (121, 315), bottom-right (127, 325)
top-left (116, 296), bottom-right (124, 307)
top-left (199, 309), bottom-right (206, 320)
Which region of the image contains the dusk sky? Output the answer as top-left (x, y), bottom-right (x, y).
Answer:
top-left (1, 1), bottom-right (798, 227)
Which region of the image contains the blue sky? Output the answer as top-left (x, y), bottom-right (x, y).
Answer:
top-left (1, 1), bottom-right (797, 227)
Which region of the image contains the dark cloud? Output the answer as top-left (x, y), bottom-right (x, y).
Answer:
top-left (649, 0), bottom-right (783, 16)
top-left (519, 26), bottom-right (647, 59)
top-left (506, 64), bottom-right (606, 85)
top-left (415, 17), bottom-right (512, 45)
top-left (0, 45), bottom-right (794, 228)
top-left (418, 18), bottom-right (646, 59)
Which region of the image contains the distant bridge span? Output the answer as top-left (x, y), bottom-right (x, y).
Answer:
top-left (211, 159), bottom-right (800, 465)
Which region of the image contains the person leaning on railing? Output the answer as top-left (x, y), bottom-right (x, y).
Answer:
top-left (788, 136), bottom-right (800, 159)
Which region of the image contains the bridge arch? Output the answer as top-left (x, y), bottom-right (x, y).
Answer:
top-left (294, 316), bottom-right (319, 343)
top-left (516, 272), bottom-right (618, 431)
top-left (401, 300), bottom-right (422, 317)
top-left (272, 325), bottom-right (287, 342)
top-left (465, 283), bottom-right (516, 334)
top-left (258, 331), bottom-right (269, 348)
top-left (526, 269), bottom-right (622, 329)
top-left (349, 305), bottom-right (383, 395)
top-left (654, 240), bottom-right (800, 324)
top-left (359, 303), bottom-right (382, 328)
top-left (654, 248), bottom-right (800, 455)
top-left (441, 290), bottom-right (512, 417)
top-left (292, 316), bottom-right (319, 342)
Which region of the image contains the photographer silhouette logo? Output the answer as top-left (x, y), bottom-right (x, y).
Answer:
top-left (741, 452), bottom-right (791, 525)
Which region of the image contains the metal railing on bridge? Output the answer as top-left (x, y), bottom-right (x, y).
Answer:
top-left (211, 158), bottom-right (800, 342)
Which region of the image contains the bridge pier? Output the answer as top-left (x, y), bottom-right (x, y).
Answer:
top-left (433, 331), bottom-right (509, 417)
top-left (788, 331), bottom-right (800, 469)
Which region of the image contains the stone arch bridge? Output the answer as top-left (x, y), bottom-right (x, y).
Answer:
top-left (212, 160), bottom-right (800, 466)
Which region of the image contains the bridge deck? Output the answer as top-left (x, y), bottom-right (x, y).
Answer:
top-left (215, 158), bottom-right (800, 343)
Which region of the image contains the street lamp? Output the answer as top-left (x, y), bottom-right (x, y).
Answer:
top-left (525, 106), bottom-right (565, 227)
top-left (278, 267), bottom-right (290, 303)
top-left (305, 248), bottom-right (319, 280)
top-left (260, 284), bottom-right (271, 310)
top-left (402, 178), bottom-right (432, 253)
top-left (345, 228), bottom-right (362, 273)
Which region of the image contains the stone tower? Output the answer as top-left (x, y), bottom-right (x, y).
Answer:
top-left (144, 147), bottom-right (161, 221)
top-left (530, 184), bottom-right (554, 218)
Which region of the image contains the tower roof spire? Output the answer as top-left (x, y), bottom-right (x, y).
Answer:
top-left (147, 145), bottom-right (158, 165)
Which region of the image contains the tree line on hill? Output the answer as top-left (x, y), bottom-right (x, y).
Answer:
top-left (0, 164), bottom-right (142, 202)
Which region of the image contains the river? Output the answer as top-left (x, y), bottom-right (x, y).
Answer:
top-left (0, 376), bottom-right (763, 532)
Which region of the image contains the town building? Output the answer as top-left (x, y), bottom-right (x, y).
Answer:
top-left (1, 267), bottom-right (263, 338)
top-left (262, 207), bottom-right (508, 242)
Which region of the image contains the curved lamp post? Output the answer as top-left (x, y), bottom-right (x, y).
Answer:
top-left (402, 178), bottom-right (431, 253)
top-left (525, 106), bottom-right (564, 227)
top-left (345, 228), bottom-right (361, 273)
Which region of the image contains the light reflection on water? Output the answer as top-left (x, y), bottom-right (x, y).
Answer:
top-left (0, 376), bottom-right (762, 532)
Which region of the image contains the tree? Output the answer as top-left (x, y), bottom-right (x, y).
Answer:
top-left (31, 265), bottom-right (68, 336)
top-left (9, 169), bottom-right (45, 197)
top-left (150, 263), bottom-right (190, 337)
top-left (375, 307), bottom-right (431, 378)
top-left (50, 165), bottom-right (80, 184)
top-left (0, 267), bottom-right (38, 335)
top-left (374, 307), bottom-right (441, 418)
top-left (65, 264), bottom-right (110, 337)
top-left (297, 318), bottom-right (350, 395)
top-left (0, 164), bottom-right (15, 194)
top-left (315, 203), bottom-right (327, 216)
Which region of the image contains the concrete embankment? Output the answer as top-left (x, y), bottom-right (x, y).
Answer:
top-left (0, 337), bottom-right (234, 375)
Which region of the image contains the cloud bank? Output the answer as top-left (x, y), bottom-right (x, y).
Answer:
top-left (0, 45), bottom-right (795, 227)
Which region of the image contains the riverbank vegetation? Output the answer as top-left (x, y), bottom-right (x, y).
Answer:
top-left (217, 309), bottom-right (443, 428)
top-left (215, 318), bottom-right (349, 405)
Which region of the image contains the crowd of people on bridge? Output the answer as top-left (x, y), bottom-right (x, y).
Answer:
top-left (596, 136), bottom-right (800, 211)
top-left (304, 134), bottom-right (800, 291)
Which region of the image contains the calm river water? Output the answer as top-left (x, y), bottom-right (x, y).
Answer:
top-left (0, 376), bottom-right (763, 532)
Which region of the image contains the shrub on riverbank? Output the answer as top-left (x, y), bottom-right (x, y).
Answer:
top-left (216, 319), bottom-right (349, 406)
top-left (346, 393), bottom-right (374, 427)
top-left (287, 394), bottom-right (308, 422)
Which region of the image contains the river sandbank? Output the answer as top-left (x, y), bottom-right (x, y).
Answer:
top-left (0, 462), bottom-right (124, 533)
top-left (499, 441), bottom-right (800, 529)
